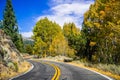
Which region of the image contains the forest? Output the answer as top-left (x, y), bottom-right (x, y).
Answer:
top-left (0, 0), bottom-right (120, 64)
top-left (0, 0), bottom-right (120, 79)
top-left (31, 0), bottom-right (120, 65)
top-left (1, 0), bottom-right (120, 64)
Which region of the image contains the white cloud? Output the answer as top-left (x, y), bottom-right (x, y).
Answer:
top-left (36, 0), bottom-right (94, 29)
top-left (21, 32), bottom-right (33, 38)
top-left (49, 0), bottom-right (94, 6)
top-left (51, 3), bottom-right (89, 15)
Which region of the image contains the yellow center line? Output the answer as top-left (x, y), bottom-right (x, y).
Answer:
top-left (42, 62), bottom-right (61, 80)
top-left (54, 65), bottom-right (61, 80)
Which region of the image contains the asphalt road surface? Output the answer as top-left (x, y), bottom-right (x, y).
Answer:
top-left (12, 60), bottom-right (112, 80)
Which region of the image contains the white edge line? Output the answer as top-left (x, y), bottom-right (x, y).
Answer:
top-left (42, 60), bottom-right (114, 80)
top-left (83, 67), bottom-right (114, 80)
top-left (9, 61), bottom-right (34, 80)
top-left (68, 63), bottom-right (114, 80)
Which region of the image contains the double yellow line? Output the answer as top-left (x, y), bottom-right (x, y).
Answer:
top-left (43, 62), bottom-right (61, 80)
top-left (51, 64), bottom-right (60, 80)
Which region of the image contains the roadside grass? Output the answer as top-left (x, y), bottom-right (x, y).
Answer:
top-left (68, 61), bottom-right (120, 80)
top-left (0, 61), bottom-right (31, 80)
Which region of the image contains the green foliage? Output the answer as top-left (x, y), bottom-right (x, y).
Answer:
top-left (25, 44), bottom-right (33, 55)
top-left (0, 20), bottom-right (3, 29)
top-left (13, 62), bottom-right (18, 72)
top-left (3, 0), bottom-right (18, 34)
top-left (49, 32), bottom-right (75, 57)
top-left (7, 62), bottom-right (18, 72)
top-left (32, 0), bottom-right (120, 63)
top-left (24, 39), bottom-right (34, 54)
top-left (33, 18), bottom-right (76, 57)
top-left (63, 23), bottom-right (82, 56)
top-left (81, 0), bottom-right (120, 64)
top-left (3, 0), bottom-right (24, 52)
top-left (33, 17), bottom-right (62, 56)
top-left (14, 34), bottom-right (24, 52)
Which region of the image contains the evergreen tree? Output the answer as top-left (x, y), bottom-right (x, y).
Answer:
top-left (0, 20), bottom-right (3, 29)
top-left (3, 0), bottom-right (18, 35)
top-left (3, 0), bottom-right (24, 52)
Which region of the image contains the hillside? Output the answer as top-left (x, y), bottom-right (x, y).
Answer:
top-left (0, 29), bottom-right (23, 62)
top-left (0, 29), bottom-right (30, 80)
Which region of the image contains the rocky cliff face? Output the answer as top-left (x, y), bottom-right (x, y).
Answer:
top-left (0, 29), bottom-right (23, 74)
top-left (0, 30), bottom-right (32, 80)
top-left (0, 29), bottom-right (23, 63)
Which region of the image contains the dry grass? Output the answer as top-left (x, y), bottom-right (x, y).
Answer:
top-left (18, 61), bottom-right (31, 73)
top-left (68, 61), bottom-right (120, 80)
top-left (0, 61), bottom-right (31, 80)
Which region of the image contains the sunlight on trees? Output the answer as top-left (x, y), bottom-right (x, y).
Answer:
top-left (33, 18), bottom-right (76, 58)
top-left (82, 0), bottom-right (120, 64)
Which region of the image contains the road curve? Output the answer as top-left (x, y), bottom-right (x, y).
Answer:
top-left (12, 60), bottom-right (55, 80)
top-left (48, 61), bottom-right (112, 80)
top-left (12, 60), bottom-right (113, 80)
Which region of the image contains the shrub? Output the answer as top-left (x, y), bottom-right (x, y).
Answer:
top-left (13, 62), bottom-right (18, 72)
top-left (7, 61), bottom-right (18, 72)
top-left (93, 63), bottom-right (120, 75)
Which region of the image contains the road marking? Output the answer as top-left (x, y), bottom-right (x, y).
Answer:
top-left (43, 62), bottom-right (61, 80)
top-left (67, 63), bottom-right (114, 80)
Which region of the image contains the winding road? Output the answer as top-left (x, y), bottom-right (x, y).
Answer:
top-left (12, 60), bottom-right (113, 80)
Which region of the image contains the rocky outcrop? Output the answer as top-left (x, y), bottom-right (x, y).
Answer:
top-left (0, 29), bottom-right (23, 66)
top-left (0, 30), bottom-right (31, 80)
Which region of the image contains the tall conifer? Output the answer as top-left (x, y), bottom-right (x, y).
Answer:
top-left (3, 0), bottom-right (18, 35)
top-left (3, 0), bottom-right (24, 52)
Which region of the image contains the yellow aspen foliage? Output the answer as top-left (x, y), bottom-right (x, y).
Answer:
top-left (117, 20), bottom-right (120, 25)
top-left (105, 5), bottom-right (111, 11)
top-left (109, 33), bottom-right (114, 37)
top-left (85, 21), bottom-right (93, 28)
top-left (82, 0), bottom-right (120, 63)
top-left (94, 23), bottom-right (100, 29)
top-left (89, 42), bottom-right (96, 47)
top-left (99, 10), bottom-right (105, 19)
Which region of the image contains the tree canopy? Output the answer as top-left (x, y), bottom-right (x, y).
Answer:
top-left (31, 0), bottom-right (120, 64)
top-left (3, 0), bottom-right (24, 52)
top-left (82, 0), bottom-right (120, 64)
top-left (33, 18), bottom-right (76, 57)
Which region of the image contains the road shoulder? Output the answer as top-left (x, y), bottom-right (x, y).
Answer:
top-left (9, 61), bottom-right (33, 80)
top-left (35, 59), bottom-right (117, 80)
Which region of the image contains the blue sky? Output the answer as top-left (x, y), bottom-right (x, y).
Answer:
top-left (0, 0), bottom-right (94, 37)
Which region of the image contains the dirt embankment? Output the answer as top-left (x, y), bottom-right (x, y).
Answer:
top-left (0, 30), bottom-right (31, 80)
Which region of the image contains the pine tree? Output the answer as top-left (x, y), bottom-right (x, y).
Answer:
top-left (0, 20), bottom-right (3, 29)
top-left (3, 0), bottom-right (18, 35)
top-left (3, 0), bottom-right (24, 52)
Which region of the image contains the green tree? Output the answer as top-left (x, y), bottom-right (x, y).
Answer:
top-left (63, 23), bottom-right (81, 55)
top-left (3, 0), bottom-right (24, 52)
top-left (49, 32), bottom-right (75, 57)
top-left (33, 17), bottom-right (62, 57)
top-left (0, 20), bottom-right (3, 29)
top-left (25, 44), bottom-right (33, 55)
top-left (3, 0), bottom-right (18, 35)
top-left (82, 0), bottom-right (120, 63)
